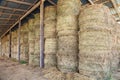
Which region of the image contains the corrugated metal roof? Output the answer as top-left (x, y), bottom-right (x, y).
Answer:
top-left (0, 0), bottom-right (120, 38)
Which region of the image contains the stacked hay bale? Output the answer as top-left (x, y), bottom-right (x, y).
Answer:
top-left (14, 30), bottom-right (18, 60)
top-left (1, 36), bottom-right (6, 56)
top-left (78, 4), bottom-right (116, 79)
top-left (28, 18), bottom-right (36, 66)
top-left (11, 31), bottom-right (17, 59)
top-left (57, 0), bottom-right (81, 72)
top-left (20, 23), bottom-right (29, 62)
top-left (44, 6), bottom-right (57, 68)
top-left (114, 23), bottom-right (120, 70)
top-left (34, 13), bottom-right (40, 66)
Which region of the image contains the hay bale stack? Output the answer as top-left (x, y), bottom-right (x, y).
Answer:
top-left (44, 6), bottom-right (57, 68)
top-left (20, 23), bottom-right (29, 62)
top-left (28, 18), bottom-right (36, 66)
top-left (57, 0), bottom-right (80, 72)
top-left (44, 6), bottom-right (56, 38)
top-left (78, 4), bottom-right (116, 79)
top-left (44, 38), bottom-right (57, 68)
top-left (114, 23), bottom-right (120, 71)
top-left (33, 13), bottom-right (40, 66)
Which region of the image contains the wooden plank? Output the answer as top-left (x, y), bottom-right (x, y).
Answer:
top-left (40, 0), bottom-right (45, 68)
top-left (88, 0), bottom-right (94, 5)
top-left (0, 18), bottom-right (17, 20)
top-left (48, 0), bottom-right (57, 6)
top-left (9, 30), bottom-right (11, 58)
top-left (0, 6), bottom-right (27, 12)
top-left (18, 20), bottom-right (21, 62)
top-left (111, 0), bottom-right (120, 18)
top-left (0, 12), bottom-right (22, 16)
top-left (6, 0), bottom-right (32, 6)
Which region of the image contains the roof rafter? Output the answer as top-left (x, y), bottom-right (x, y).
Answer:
top-left (0, 12), bottom-right (22, 16)
top-left (111, 0), bottom-right (120, 18)
top-left (0, 6), bottom-right (27, 12)
top-left (6, 0), bottom-right (32, 6)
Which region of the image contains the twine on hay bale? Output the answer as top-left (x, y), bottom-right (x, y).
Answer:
top-left (57, 0), bottom-right (81, 16)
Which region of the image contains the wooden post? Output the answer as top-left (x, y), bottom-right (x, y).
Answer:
top-left (40, 0), bottom-right (45, 68)
top-left (18, 20), bottom-right (21, 62)
top-left (9, 30), bottom-right (11, 58)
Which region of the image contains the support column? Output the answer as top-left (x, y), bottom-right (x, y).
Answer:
top-left (18, 20), bottom-right (21, 62)
top-left (40, 0), bottom-right (45, 68)
top-left (9, 30), bottom-right (11, 58)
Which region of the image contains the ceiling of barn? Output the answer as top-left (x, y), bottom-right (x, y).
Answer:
top-left (0, 0), bottom-right (120, 38)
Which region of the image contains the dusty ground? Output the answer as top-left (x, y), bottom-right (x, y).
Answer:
top-left (0, 57), bottom-right (119, 80)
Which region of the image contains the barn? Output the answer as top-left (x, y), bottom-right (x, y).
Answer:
top-left (0, 0), bottom-right (119, 80)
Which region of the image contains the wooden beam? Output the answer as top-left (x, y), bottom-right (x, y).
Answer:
top-left (40, 0), bottom-right (45, 68)
top-left (0, 6), bottom-right (27, 12)
top-left (47, 0), bottom-right (57, 6)
top-left (0, 12), bottom-right (22, 16)
top-left (111, 0), bottom-right (120, 18)
top-left (6, 0), bottom-right (32, 6)
top-left (18, 20), bottom-right (21, 62)
top-left (0, 18), bottom-right (17, 21)
top-left (88, 0), bottom-right (94, 5)
top-left (9, 30), bottom-right (11, 58)
top-left (1, 1), bottom-right (40, 38)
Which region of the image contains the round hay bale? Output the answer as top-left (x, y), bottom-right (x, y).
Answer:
top-left (58, 36), bottom-right (78, 54)
top-left (44, 20), bottom-right (56, 38)
top-left (57, 0), bottom-right (81, 16)
top-left (44, 54), bottom-right (57, 68)
top-left (79, 4), bottom-right (114, 31)
top-left (78, 4), bottom-right (115, 79)
top-left (44, 6), bottom-right (56, 22)
top-left (57, 15), bottom-right (78, 32)
top-left (44, 38), bottom-right (57, 54)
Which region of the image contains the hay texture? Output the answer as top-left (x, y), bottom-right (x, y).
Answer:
top-left (57, 0), bottom-right (81, 16)
top-left (44, 6), bottom-right (57, 68)
top-left (57, 0), bottom-right (80, 72)
top-left (78, 4), bottom-right (115, 80)
top-left (44, 38), bottom-right (57, 68)
top-left (79, 4), bottom-right (114, 31)
top-left (44, 6), bottom-right (56, 38)
top-left (57, 36), bottom-right (78, 72)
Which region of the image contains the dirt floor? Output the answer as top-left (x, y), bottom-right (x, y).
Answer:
top-left (0, 57), bottom-right (119, 80)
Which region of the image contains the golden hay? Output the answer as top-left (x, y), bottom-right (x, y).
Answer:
top-left (79, 4), bottom-right (115, 31)
top-left (58, 36), bottom-right (78, 54)
top-left (57, 15), bottom-right (78, 32)
top-left (44, 6), bottom-right (56, 22)
top-left (44, 38), bottom-right (57, 54)
top-left (44, 20), bottom-right (56, 38)
top-left (57, 53), bottom-right (78, 72)
top-left (57, 0), bottom-right (81, 16)
top-left (44, 54), bottom-right (57, 68)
